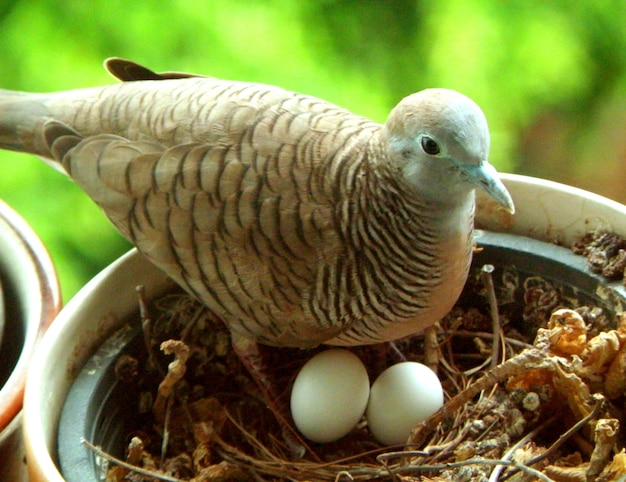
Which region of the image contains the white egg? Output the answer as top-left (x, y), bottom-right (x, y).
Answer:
top-left (366, 362), bottom-right (443, 446)
top-left (290, 349), bottom-right (370, 443)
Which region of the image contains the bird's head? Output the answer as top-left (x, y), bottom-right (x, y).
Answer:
top-left (384, 88), bottom-right (514, 214)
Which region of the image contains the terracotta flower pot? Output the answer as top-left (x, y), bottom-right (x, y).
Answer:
top-left (0, 199), bottom-right (61, 481)
top-left (23, 174), bottom-right (626, 481)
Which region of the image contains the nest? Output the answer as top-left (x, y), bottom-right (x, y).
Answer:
top-left (95, 230), bottom-right (626, 482)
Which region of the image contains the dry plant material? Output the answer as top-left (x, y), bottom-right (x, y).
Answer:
top-left (599, 450), bottom-right (626, 481)
top-left (588, 419), bottom-right (620, 480)
top-left (574, 311), bottom-right (626, 400)
top-left (573, 231), bottom-right (626, 282)
top-left (92, 232), bottom-right (626, 481)
top-left (545, 309), bottom-right (587, 357)
top-left (153, 340), bottom-right (190, 424)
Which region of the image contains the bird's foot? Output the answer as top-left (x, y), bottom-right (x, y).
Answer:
top-left (230, 334), bottom-right (312, 459)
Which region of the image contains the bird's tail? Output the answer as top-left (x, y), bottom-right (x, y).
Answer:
top-left (0, 89), bottom-right (49, 155)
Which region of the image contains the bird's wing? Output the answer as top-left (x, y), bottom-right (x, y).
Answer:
top-left (43, 118), bottom-right (348, 346)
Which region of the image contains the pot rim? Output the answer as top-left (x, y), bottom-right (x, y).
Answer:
top-left (477, 173), bottom-right (626, 243)
top-left (0, 198), bottom-right (61, 433)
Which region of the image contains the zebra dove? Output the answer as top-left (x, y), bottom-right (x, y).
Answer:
top-left (0, 58), bottom-right (514, 348)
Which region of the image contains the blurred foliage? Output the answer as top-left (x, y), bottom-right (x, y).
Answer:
top-left (0, 0), bottom-right (625, 302)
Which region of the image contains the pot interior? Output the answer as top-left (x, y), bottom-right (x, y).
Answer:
top-left (58, 324), bottom-right (143, 480)
top-left (0, 270), bottom-right (25, 389)
top-left (0, 280), bottom-right (4, 352)
top-left (469, 231), bottom-right (626, 338)
top-left (57, 231), bottom-right (626, 480)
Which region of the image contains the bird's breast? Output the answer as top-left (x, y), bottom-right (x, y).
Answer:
top-left (325, 197), bottom-right (475, 346)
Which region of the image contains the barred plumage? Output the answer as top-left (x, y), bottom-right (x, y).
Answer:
top-left (0, 58), bottom-right (514, 348)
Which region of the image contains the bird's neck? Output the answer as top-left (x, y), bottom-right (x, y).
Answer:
top-left (326, 141), bottom-right (476, 343)
top-left (356, 154), bottom-right (476, 253)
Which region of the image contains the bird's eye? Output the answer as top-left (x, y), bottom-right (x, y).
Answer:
top-left (420, 136), bottom-right (441, 156)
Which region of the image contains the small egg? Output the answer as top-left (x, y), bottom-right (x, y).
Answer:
top-left (366, 362), bottom-right (443, 446)
top-left (290, 349), bottom-right (369, 443)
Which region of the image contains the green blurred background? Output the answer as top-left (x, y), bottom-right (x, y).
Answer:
top-left (0, 0), bottom-right (625, 303)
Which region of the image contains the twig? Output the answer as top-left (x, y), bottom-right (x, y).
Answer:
top-left (423, 325), bottom-right (439, 373)
top-left (334, 471), bottom-right (355, 481)
top-left (223, 408), bottom-right (289, 464)
top-left (81, 438), bottom-right (185, 482)
top-left (160, 393), bottom-right (175, 468)
top-left (524, 393), bottom-right (605, 468)
top-left (480, 264), bottom-right (502, 368)
top-left (488, 415), bottom-right (556, 481)
top-left (386, 341), bottom-right (407, 363)
top-left (178, 300), bottom-right (209, 342)
top-left (376, 450), bottom-right (555, 481)
top-left (463, 349), bottom-right (494, 376)
top-left (451, 330), bottom-right (533, 350)
top-left (137, 284), bottom-right (159, 370)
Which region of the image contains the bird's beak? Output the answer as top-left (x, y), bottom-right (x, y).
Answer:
top-left (463, 162), bottom-right (515, 214)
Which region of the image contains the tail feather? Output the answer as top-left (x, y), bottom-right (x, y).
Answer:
top-left (0, 89), bottom-right (49, 154)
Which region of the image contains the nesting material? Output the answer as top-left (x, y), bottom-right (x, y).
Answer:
top-left (97, 230), bottom-right (626, 481)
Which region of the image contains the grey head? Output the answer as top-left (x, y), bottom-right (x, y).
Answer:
top-left (384, 88), bottom-right (514, 213)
